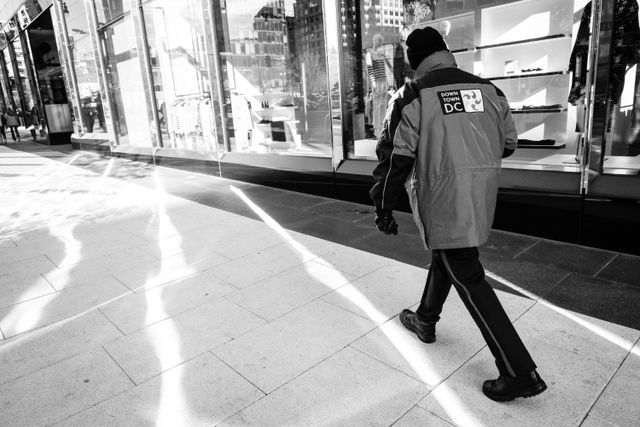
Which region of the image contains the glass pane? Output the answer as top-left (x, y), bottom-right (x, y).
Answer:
top-left (214, 0), bottom-right (332, 156)
top-left (64, 0), bottom-right (108, 135)
top-left (343, 0), bottom-right (584, 173)
top-left (12, 38), bottom-right (35, 109)
top-left (602, 0), bottom-right (640, 175)
top-left (100, 14), bottom-right (154, 147)
top-left (1, 47), bottom-right (19, 108)
top-left (143, 0), bottom-right (219, 152)
top-left (94, 0), bottom-right (130, 26)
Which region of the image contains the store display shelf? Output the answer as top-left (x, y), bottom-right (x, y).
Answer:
top-left (511, 107), bottom-right (567, 114)
top-left (477, 34), bottom-right (570, 50)
top-left (518, 142), bottom-right (567, 149)
top-left (489, 70), bottom-right (569, 81)
top-left (450, 34), bottom-right (571, 55)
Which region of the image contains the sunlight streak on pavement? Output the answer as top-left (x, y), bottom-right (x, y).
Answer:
top-left (0, 153), bottom-right (81, 236)
top-left (230, 185), bottom-right (482, 427)
top-left (0, 158), bottom-right (116, 337)
top-left (485, 270), bottom-right (639, 357)
top-left (149, 169), bottom-right (196, 427)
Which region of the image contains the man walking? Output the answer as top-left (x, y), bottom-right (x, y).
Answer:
top-left (369, 27), bottom-right (546, 402)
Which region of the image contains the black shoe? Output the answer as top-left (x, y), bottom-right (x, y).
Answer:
top-left (399, 309), bottom-right (436, 343)
top-left (482, 371), bottom-right (547, 402)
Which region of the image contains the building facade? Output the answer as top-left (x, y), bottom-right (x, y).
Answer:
top-left (0, 0), bottom-right (639, 251)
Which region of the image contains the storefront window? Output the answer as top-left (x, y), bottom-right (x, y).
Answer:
top-left (1, 47), bottom-right (19, 108)
top-left (142, 0), bottom-right (219, 152)
top-left (343, 0), bottom-right (586, 172)
top-left (12, 37), bottom-right (36, 112)
top-left (99, 12), bottom-right (155, 147)
top-left (63, 0), bottom-right (107, 135)
top-left (601, 0), bottom-right (640, 175)
top-left (94, 0), bottom-right (130, 26)
top-left (213, 0), bottom-right (332, 156)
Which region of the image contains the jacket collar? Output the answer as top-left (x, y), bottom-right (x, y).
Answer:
top-left (414, 51), bottom-right (458, 78)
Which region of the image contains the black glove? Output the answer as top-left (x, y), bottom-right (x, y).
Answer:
top-left (375, 211), bottom-right (398, 235)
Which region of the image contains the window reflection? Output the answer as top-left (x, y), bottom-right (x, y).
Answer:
top-left (100, 14), bottom-right (155, 147)
top-left (143, 0), bottom-right (219, 152)
top-left (344, 0), bottom-right (586, 172)
top-left (214, 0), bottom-right (332, 156)
top-left (94, 0), bottom-right (129, 27)
top-left (601, 0), bottom-right (640, 171)
top-left (65, 0), bottom-right (107, 135)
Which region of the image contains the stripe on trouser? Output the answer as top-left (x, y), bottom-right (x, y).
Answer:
top-left (440, 251), bottom-right (516, 377)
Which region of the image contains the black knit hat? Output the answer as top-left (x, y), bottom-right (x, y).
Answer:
top-left (406, 27), bottom-right (449, 70)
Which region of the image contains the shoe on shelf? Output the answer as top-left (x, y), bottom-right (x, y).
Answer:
top-left (482, 370), bottom-right (547, 402)
top-left (399, 309), bottom-right (436, 343)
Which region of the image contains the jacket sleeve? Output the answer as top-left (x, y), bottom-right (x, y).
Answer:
top-left (369, 88), bottom-right (420, 214)
top-left (495, 87), bottom-right (517, 158)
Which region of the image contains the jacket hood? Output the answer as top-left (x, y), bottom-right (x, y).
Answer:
top-left (414, 51), bottom-right (458, 78)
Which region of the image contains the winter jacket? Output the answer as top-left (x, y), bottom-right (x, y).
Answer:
top-left (369, 51), bottom-right (517, 249)
top-left (4, 112), bottom-right (19, 127)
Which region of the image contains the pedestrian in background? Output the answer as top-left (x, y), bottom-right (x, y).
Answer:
top-left (25, 105), bottom-right (39, 141)
top-left (4, 108), bottom-right (20, 142)
top-left (0, 108), bottom-right (6, 143)
top-left (369, 27), bottom-right (547, 402)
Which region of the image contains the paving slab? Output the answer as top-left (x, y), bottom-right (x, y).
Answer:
top-left (514, 303), bottom-right (640, 367)
top-left (0, 275), bottom-right (131, 338)
top-left (587, 345), bottom-right (640, 427)
top-left (596, 253), bottom-right (640, 288)
top-left (100, 269), bottom-right (237, 334)
top-left (0, 348), bottom-right (132, 426)
top-left (480, 230), bottom-right (540, 261)
top-left (544, 274), bottom-right (640, 330)
top-left (482, 257), bottom-right (569, 298)
top-left (516, 240), bottom-right (616, 276)
top-left (56, 352), bottom-right (264, 427)
top-left (393, 406), bottom-right (456, 427)
top-left (312, 245), bottom-right (396, 278)
top-left (103, 298), bottom-right (265, 385)
top-left (220, 347), bottom-right (427, 426)
top-left (112, 251), bottom-right (230, 292)
top-left (209, 241), bottom-right (313, 289)
top-left (214, 300), bottom-right (376, 393)
top-left (226, 259), bottom-right (355, 321)
top-left (418, 338), bottom-right (618, 427)
top-left (0, 310), bottom-right (122, 385)
top-left (321, 261), bottom-right (426, 322)
top-left (0, 274), bottom-right (56, 310)
top-left (350, 290), bottom-right (534, 386)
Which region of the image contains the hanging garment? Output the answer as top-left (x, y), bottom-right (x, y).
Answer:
top-left (569, 0), bottom-right (640, 105)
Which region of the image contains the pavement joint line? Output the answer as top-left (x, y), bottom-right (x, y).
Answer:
top-left (511, 239), bottom-right (542, 259)
top-left (221, 295), bottom-right (271, 323)
top-left (577, 335), bottom-right (640, 426)
top-left (348, 341), bottom-right (437, 390)
top-left (209, 350), bottom-right (268, 397)
top-left (534, 271), bottom-right (573, 302)
top-left (592, 252), bottom-right (620, 278)
top-left (97, 307), bottom-right (126, 337)
top-left (101, 344), bottom-right (137, 387)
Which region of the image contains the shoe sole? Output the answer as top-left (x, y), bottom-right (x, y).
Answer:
top-left (483, 381), bottom-right (547, 402)
top-left (399, 313), bottom-right (436, 344)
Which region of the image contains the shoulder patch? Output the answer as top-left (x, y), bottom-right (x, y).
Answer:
top-left (437, 89), bottom-right (485, 115)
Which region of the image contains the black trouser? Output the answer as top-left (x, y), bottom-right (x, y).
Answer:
top-left (416, 247), bottom-right (536, 377)
top-left (9, 126), bottom-right (19, 140)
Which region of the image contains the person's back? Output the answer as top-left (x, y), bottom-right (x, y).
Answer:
top-left (370, 27), bottom-right (546, 403)
top-left (5, 110), bottom-right (19, 127)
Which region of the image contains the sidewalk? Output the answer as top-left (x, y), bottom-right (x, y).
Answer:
top-left (1, 142), bottom-right (639, 426)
